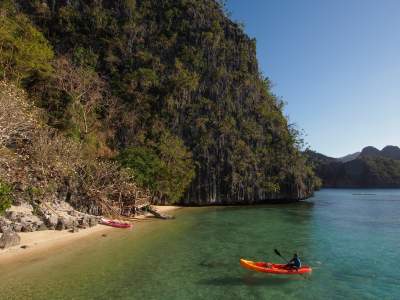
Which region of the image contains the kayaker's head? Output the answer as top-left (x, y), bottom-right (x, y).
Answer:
top-left (294, 253), bottom-right (298, 258)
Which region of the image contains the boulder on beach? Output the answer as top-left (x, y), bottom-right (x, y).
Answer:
top-left (12, 223), bottom-right (23, 232)
top-left (0, 230), bottom-right (21, 249)
top-left (56, 217), bottom-right (72, 230)
top-left (69, 226), bottom-right (79, 233)
top-left (89, 216), bottom-right (98, 227)
top-left (21, 221), bottom-right (35, 232)
top-left (37, 223), bottom-right (48, 231)
top-left (78, 216), bottom-right (90, 229)
top-left (45, 215), bottom-right (59, 229)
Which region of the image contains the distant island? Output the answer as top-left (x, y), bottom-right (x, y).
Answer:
top-left (306, 146), bottom-right (400, 188)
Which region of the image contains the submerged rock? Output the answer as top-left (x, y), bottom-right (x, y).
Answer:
top-left (148, 207), bottom-right (175, 220)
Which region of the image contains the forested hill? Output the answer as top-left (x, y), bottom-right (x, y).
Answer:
top-left (306, 147), bottom-right (400, 188)
top-left (3, 0), bottom-right (319, 205)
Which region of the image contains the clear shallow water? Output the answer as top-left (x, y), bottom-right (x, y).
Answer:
top-left (1, 189), bottom-right (400, 299)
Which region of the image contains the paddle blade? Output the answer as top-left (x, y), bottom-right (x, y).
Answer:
top-left (274, 249), bottom-right (282, 257)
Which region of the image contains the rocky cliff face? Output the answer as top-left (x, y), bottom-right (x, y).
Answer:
top-left (14, 0), bottom-right (318, 205)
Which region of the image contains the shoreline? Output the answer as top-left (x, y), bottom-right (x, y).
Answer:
top-left (0, 205), bottom-right (181, 265)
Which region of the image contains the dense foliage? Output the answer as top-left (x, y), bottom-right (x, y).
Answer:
top-left (117, 138), bottom-right (195, 203)
top-left (0, 181), bottom-right (12, 215)
top-left (0, 2), bottom-right (53, 82)
top-left (9, 0), bottom-right (318, 204)
top-left (0, 80), bottom-right (150, 216)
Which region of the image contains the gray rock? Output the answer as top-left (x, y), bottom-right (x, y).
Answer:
top-left (71, 218), bottom-right (79, 227)
top-left (0, 230), bottom-right (21, 249)
top-left (21, 222), bottom-right (35, 232)
top-left (45, 215), bottom-right (58, 229)
top-left (68, 210), bottom-right (76, 217)
top-left (89, 216), bottom-right (98, 227)
top-left (21, 215), bottom-right (41, 224)
top-left (79, 216), bottom-right (90, 229)
top-left (0, 224), bottom-right (11, 233)
top-left (148, 207), bottom-right (175, 220)
top-left (12, 223), bottom-right (23, 232)
top-left (37, 223), bottom-right (47, 231)
top-left (0, 217), bottom-right (10, 233)
top-left (69, 226), bottom-right (79, 233)
top-left (6, 211), bottom-right (18, 221)
top-left (65, 218), bottom-right (74, 230)
top-left (56, 217), bottom-right (72, 230)
top-left (56, 218), bottom-right (66, 230)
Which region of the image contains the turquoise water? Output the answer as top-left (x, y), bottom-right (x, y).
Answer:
top-left (1, 189), bottom-right (400, 299)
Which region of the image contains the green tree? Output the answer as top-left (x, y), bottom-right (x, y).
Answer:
top-left (117, 132), bottom-right (195, 204)
top-left (0, 8), bottom-right (53, 82)
top-left (117, 147), bottom-right (163, 192)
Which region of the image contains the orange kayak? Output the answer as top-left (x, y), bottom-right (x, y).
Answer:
top-left (240, 259), bottom-right (312, 275)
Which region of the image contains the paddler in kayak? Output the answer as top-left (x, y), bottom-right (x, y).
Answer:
top-left (285, 253), bottom-right (301, 270)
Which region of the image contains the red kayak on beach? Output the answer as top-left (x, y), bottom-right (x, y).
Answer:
top-left (100, 218), bottom-right (132, 229)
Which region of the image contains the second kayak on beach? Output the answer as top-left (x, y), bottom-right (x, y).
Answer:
top-left (100, 218), bottom-right (132, 229)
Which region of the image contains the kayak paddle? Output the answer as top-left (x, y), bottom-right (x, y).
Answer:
top-left (274, 249), bottom-right (289, 264)
top-left (274, 248), bottom-right (310, 280)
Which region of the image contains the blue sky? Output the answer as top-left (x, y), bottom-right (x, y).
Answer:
top-left (226, 0), bottom-right (400, 157)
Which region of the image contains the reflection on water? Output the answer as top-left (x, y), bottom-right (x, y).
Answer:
top-left (198, 275), bottom-right (300, 287)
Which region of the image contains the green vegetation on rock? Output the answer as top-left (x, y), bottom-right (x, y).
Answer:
top-left (1, 0), bottom-right (319, 205)
top-left (117, 132), bottom-right (195, 204)
top-left (0, 2), bottom-right (53, 83)
top-left (0, 181), bottom-right (12, 215)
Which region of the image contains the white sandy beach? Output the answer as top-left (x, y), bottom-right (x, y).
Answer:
top-left (0, 205), bottom-right (181, 264)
